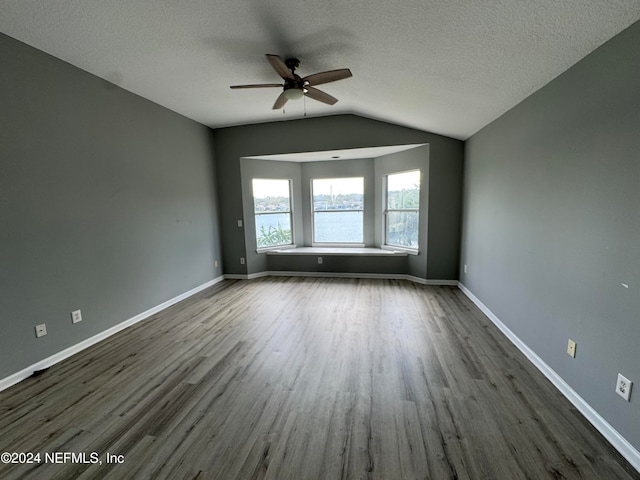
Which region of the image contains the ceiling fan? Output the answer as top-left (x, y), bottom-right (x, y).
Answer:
top-left (230, 54), bottom-right (352, 109)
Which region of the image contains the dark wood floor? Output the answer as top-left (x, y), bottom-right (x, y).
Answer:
top-left (0, 277), bottom-right (638, 480)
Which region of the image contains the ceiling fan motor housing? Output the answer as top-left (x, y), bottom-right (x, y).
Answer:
top-left (284, 58), bottom-right (300, 71)
top-left (283, 60), bottom-right (307, 99)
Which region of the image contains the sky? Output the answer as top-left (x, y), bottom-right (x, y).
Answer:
top-left (312, 178), bottom-right (363, 196)
top-left (252, 179), bottom-right (290, 199)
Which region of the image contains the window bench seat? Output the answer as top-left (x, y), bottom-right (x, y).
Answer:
top-left (265, 247), bottom-right (408, 256)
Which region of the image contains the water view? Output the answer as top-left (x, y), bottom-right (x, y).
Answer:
top-left (255, 211), bottom-right (364, 245)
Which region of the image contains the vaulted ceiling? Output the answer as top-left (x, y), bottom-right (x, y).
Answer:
top-left (1, 1), bottom-right (638, 140)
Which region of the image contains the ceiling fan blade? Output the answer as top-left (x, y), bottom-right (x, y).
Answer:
top-left (266, 54), bottom-right (295, 81)
top-left (272, 92), bottom-right (289, 110)
top-left (302, 69), bottom-right (352, 86)
top-left (305, 86), bottom-right (338, 105)
top-left (230, 83), bottom-right (283, 89)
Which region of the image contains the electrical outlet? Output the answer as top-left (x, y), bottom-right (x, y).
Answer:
top-left (615, 373), bottom-right (633, 401)
top-left (318, 256), bottom-right (323, 264)
top-left (35, 323), bottom-right (47, 338)
top-left (567, 339), bottom-right (576, 358)
top-left (240, 257), bottom-right (245, 265)
top-left (71, 309), bottom-right (82, 323)
top-left (237, 219), bottom-right (243, 228)
top-left (464, 264), bottom-right (468, 273)
top-left (214, 260), bottom-right (218, 268)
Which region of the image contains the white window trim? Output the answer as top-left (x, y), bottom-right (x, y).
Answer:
top-left (253, 178), bottom-right (294, 250)
top-left (256, 244), bottom-right (296, 254)
top-left (311, 177), bottom-right (365, 245)
top-left (266, 246), bottom-right (407, 256)
top-left (311, 242), bottom-right (366, 248)
top-left (381, 244), bottom-right (419, 255)
top-left (383, 169), bottom-right (421, 253)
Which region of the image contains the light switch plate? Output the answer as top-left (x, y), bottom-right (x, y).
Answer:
top-left (71, 309), bottom-right (82, 323)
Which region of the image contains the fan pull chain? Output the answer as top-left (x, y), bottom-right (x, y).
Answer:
top-left (304, 94), bottom-right (307, 117)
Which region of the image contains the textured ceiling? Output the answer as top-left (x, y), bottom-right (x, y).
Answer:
top-left (1, 1), bottom-right (638, 140)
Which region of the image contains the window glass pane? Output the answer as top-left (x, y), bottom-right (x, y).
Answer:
top-left (252, 179), bottom-right (292, 248)
top-left (314, 211), bottom-right (363, 243)
top-left (255, 213), bottom-right (292, 247)
top-left (313, 178), bottom-right (363, 211)
top-left (385, 170), bottom-right (420, 250)
top-left (387, 171), bottom-right (420, 209)
top-left (253, 179), bottom-right (291, 213)
top-left (312, 177), bottom-right (364, 243)
top-left (386, 211), bottom-right (419, 248)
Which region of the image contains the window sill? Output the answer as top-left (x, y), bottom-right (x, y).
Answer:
top-left (311, 243), bottom-right (365, 248)
top-left (381, 245), bottom-right (420, 256)
top-left (256, 244), bottom-right (295, 254)
top-left (265, 247), bottom-right (408, 257)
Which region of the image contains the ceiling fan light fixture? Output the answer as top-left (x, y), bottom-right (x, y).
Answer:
top-left (283, 88), bottom-right (304, 100)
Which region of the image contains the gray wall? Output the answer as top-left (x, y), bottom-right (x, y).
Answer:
top-left (0, 33), bottom-right (221, 379)
top-left (460, 21), bottom-right (640, 449)
top-left (214, 115), bottom-right (463, 279)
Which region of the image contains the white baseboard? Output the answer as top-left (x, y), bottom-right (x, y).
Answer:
top-left (223, 274), bottom-right (251, 280)
top-left (226, 271), bottom-right (458, 286)
top-left (408, 276), bottom-right (458, 286)
top-left (0, 276), bottom-right (225, 393)
top-left (457, 282), bottom-right (640, 473)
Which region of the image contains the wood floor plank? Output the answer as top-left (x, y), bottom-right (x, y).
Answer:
top-left (0, 278), bottom-right (638, 480)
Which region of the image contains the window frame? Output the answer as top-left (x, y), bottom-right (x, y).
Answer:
top-left (383, 169), bottom-right (421, 253)
top-left (311, 177), bottom-right (365, 247)
top-left (252, 178), bottom-right (294, 252)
